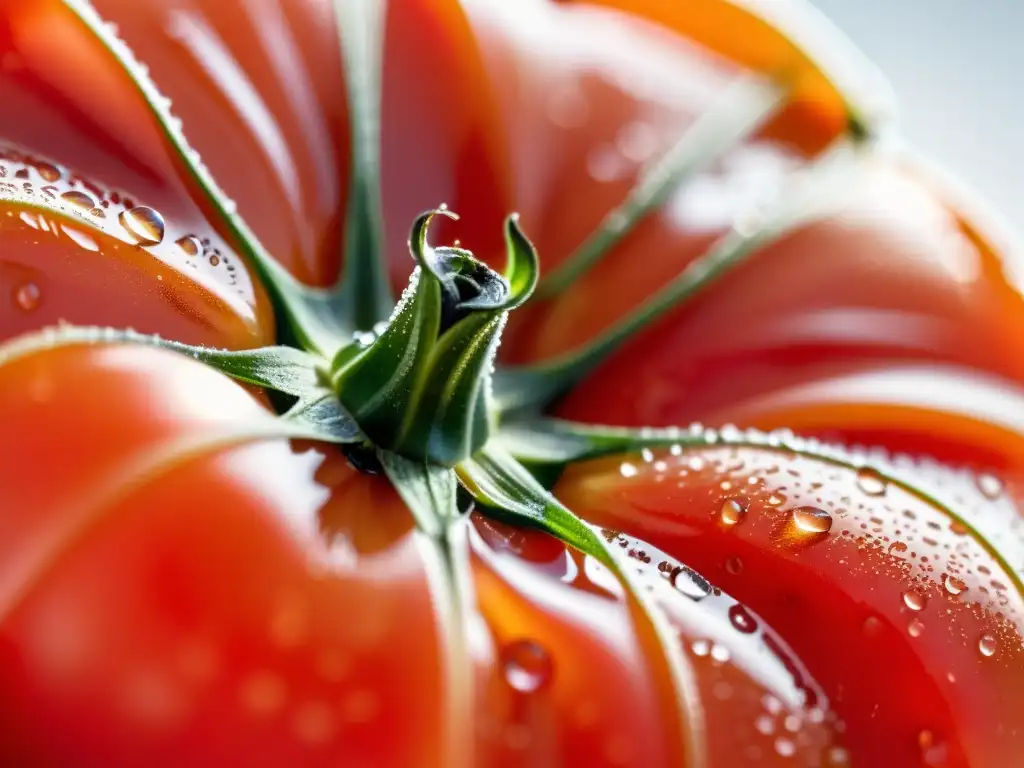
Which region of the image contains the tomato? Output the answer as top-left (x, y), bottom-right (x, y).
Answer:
top-left (1, 0), bottom-right (1022, 766)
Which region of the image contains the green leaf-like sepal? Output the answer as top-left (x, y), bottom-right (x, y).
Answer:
top-left (497, 417), bottom-right (1024, 599)
top-left (457, 445), bottom-right (706, 766)
top-left (0, 324), bottom-right (361, 445)
top-left (378, 452), bottom-right (474, 766)
top-left (332, 210), bottom-right (538, 466)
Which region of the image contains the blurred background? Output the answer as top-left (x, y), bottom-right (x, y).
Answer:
top-left (813, 0), bottom-right (1023, 222)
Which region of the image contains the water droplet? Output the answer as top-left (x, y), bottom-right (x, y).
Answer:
top-left (501, 640), bottom-right (552, 693)
top-left (209, 253), bottom-right (220, 267)
top-left (903, 591), bottom-right (927, 611)
top-left (755, 715), bottom-right (774, 735)
top-left (856, 466), bottom-right (888, 496)
top-left (36, 163), bottom-right (60, 182)
top-left (119, 205), bottom-right (165, 245)
top-left (710, 644), bottom-right (730, 664)
top-left (587, 144), bottom-right (630, 183)
top-left (14, 281), bottom-right (40, 311)
top-left (862, 616), bottom-right (884, 637)
top-left (619, 462), bottom-right (638, 478)
top-left (826, 745), bottom-right (851, 766)
top-left (60, 223), bottom-right (99, 252)
top-left (691, 640), bottom-right (710, 657)
top-left (719, 499), bottom-right (746, 526)
top-left (792, 506), bottom-right (833, 534)
top-left (175, 235), bottom-right (201, 256)
top-left (725, 556), bottom-right (744, 575)
top-left (728, 603), bottom-right (758, 634)
top-left (949, 520), bottom-right (970, 536)
top-left (60, 190), bottom-right (95, 210)
top-left (667, 565), bottom-right (712, 600)
top-left (887, 541), bottom-right (908, 556)
top-left (942, 574), bottom-right (966, 596)
top-left (908, 618), bottom-right (924, 638)
top-left (975, 473), bottom-right (1003, 500)
top-left (546, 84), bottom-right (589, 129)
top-left (774, 737), bottom-right (796, 757)
top-left (978, 634), bottom-right (997, 657)
top-left (616, 121), bottom-right (658, 163)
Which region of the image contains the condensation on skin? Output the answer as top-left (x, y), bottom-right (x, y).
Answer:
top-left (556, 425), bottom-right (1024, 764)
top-left (0, 145), bottom-right (262, 323)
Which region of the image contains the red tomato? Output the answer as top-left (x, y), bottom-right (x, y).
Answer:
top-left (1, 0), bottom-right (1022, 766)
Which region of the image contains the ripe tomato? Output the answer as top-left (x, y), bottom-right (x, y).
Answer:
top-left (1, 0), bottom-right (1022, 766)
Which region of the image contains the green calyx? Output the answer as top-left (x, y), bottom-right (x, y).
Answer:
top-left (329, 208), bottom-right (539, 466)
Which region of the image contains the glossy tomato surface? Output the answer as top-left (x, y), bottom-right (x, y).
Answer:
top-left (1, 0), bottom-right (1022, 766)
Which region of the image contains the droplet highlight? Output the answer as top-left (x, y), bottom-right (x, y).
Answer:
top-left (14, 282), bottom-right (40, 311)
top-left (792, 506), bottom-right (833, 534)
top-left (119, 205), bottom-right (165, 245)
top-left (501, 640), bottom-right (553, 693)
top-left (719, 499), bottom-right (746, 526)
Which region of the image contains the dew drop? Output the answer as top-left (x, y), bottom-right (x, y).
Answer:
top-left (774, 737), bottom-right (796, 757)
top-left (501, 640), bottom-right (552, 693)
top-left (902, 591), bottom-right (927, 611)
top-left (36, 163), bottom-right (60, 182)
top-left (587, 144), bottom-right (630, 183)
top-left (616, 121), bottom-right (658, 163)
top-left (60, 223), bottom-right (99, 252)
top-left (728, 603), bottom-right (758, 634)
top-left (60, 190), bottom-right (95, 210)
top-left (14, 281), bottom-right (40, 311)
top-left (119, 205), bottom-right (165, 245)
top-left (978, 634), bottom-right (997, 658)
top-left (719, 499), bottom-right (746, 526)
top-left (826, 745), bottom-right (851, 766)
top-left (209, 253), bottom-right (221, 267)
top-left (975, 473), bottom-right (1003, 500)
top-left (855, 466), bottom-right (888, 496)
top-left (792, 506), bottom-right (833, 534)
top-left (862, 616), bottom-right (884, 637)
top-left (908, 618), bottom-right (924, 638)
top-left (949, 520), bottom-right (970, 536)
top-left (619, 462), bottom-right (638, 478)
top-left (175, 235), bottom-right (201, 257)
top-left (546, 84), bottom-right (589, 129)
top-left (942, 574), bottom-right (966, 596)
top-left (888, 541), bottom-right (908, 556)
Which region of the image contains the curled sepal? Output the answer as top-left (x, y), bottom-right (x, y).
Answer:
top-left (457, 445), bottom-right (707, 768)
top-left (332, 212), bottom-right (534, 466)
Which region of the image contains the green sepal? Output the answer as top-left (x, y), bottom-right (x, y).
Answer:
top-left (379, 451), bottom-right (462, 539)
top-left (333, 211), bottom-right (538, 466)
top-left (0, 324), bottom-right (363, 446)
top-left (494, 146), bottom-right (857, 413)
top-left (536, 75), bottom-right (786, 299)
top-left (496, 417), bottom-right (1024, 600)
top-left (0, 324), bottom-right (323, 395)
top-left (456, 445), bottom-right (706, 765)
top-left (332, 0), bottom-right (394, 332)
top-left (378, 451), bottom-right (475, 766)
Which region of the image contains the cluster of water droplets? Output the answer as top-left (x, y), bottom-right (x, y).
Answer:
top-left (1, 145), bottom-right (256, 317)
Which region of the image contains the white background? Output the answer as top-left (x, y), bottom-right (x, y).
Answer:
top-left (812, 0), bottom-right (1023, 222)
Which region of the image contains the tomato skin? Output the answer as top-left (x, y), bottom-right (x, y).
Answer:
top-left (0, 345), bottom-right (852, 766)
top-left (0, 0), bottom-right (275, 349)
top-left (556, 444), bottom-right (1024, 767)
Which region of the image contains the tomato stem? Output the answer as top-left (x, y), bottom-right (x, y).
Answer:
top-left (330, 210), bottom-right (538, 466)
